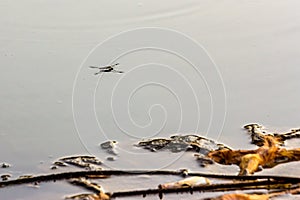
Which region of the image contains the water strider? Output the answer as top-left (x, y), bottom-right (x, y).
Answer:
top-left (89, 63), bottom-right (124, 75)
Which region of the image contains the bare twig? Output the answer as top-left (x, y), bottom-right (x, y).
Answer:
top-left (109, 180), bottom-right (296, 199)
top-left (1, 169), bottom-right (300, 188)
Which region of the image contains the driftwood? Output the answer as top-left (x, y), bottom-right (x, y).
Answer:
top-left (64, 176), bottom-right (300, 200)
top-left (1, 124), bottom-right (300, 199)
top-left (63, 174), bottom-right (299, 200)
top-left (1, 169), bottom-right (300, 199)
top-left (2, 169), bottom-right (300, 188)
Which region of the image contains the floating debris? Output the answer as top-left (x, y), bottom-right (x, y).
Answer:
top-left (50, 165), bottom-right (58, 170)
top-left (100, 141), bottom-right (118, 156)
top-left (1, 174), bottom-right (11, 181)
top-left (53, 161), bottom-right (68, 167)
top-left (137, 134), bottom-right (229, 167)
top-left (65, 193), bottom-right (105, 200)
top-left (137, 138), bottom-right (172, 152)
top-left (178, 168), bottom-right (189, 177)
top-left (194, 153), bottom-right (214, 167)
top-left (2, 123), bottom-right (300, 200)
top-left (208, 124), bottom-right (300, 175)
top-left (205, 193), bottom-right (269, 200)
top-left (57, 155), bottom-right (102, 170)
top-left (66, 178), bottom-right (110, 200)
top-left (100, 141), bottom-right (117, 149)
top-left (1, 163), bottom-right (10, 168)
top-left (18, 175), bottom-right (33, 179)
top-left (106, 157), bottom-right (116, 161)
top-left (159, 176), bottom-right (211, 189)
top-left (1, 168), bottom-right (300, 199)
top-left (137, 134), bottom-right (229, 154)
top-left (204, 186), bottom-right (300, 200)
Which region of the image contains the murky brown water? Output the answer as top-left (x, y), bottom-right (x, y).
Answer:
top-left (1, 1), bottom-right (300, 199)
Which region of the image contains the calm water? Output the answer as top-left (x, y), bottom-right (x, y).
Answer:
top-left (1, 1), bottom-right (300, 199)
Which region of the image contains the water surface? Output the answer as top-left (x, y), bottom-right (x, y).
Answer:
top-left (1, 1), bottom-right (300, 199)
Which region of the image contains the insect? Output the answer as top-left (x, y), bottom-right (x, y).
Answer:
top-left (89, 63), bottom-right (124, 75)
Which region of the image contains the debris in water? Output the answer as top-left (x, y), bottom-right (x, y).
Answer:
top-left (57, 155), bottom-right (102, 170)
top-left (1, 163), bottom-right (10, 168)
top-left (100, 141), bottom-right (118, 156)
top-left (136, 134), bottom-right (229, 166)
top-left (18, 175), bottom-right (33, 179)
top-left (1, 174), bottom-right (11, 181)
top-left (137, 134), bottom-right (230, 153)
top-left (106, 157), bottom-right (116, 161)
top-left (66, 178), bottom-right (110, 200)
top-left (208, 124), bottom-right (300, 175)
top-left (159, 176), bottom-right (210, 189)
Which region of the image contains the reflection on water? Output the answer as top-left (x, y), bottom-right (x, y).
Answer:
top-left (1, 0), bottom-right (300, 199)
